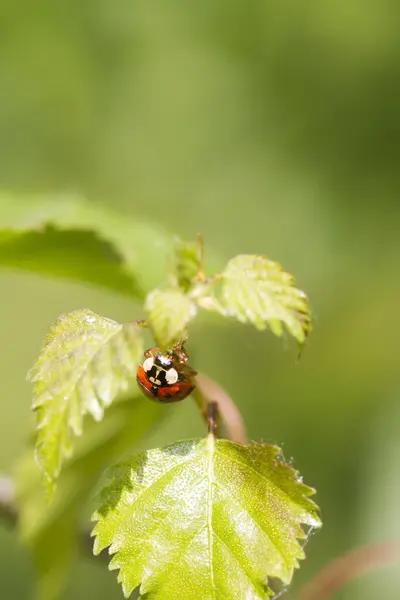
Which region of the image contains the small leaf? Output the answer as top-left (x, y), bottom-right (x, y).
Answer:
top-left (16, 394), bottom-right (164, 600)
top-left (173, 236), bottom-right (203, 291)
top-left (199, 254), bottom-right (311, 344)
top-left (92, 437), bottom-right (321, 599)
top-left (28, 309), bottom-right (144, 498)
top-left (145, 288), bottom-right (197, 348)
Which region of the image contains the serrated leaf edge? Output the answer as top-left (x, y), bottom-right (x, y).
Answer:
top-left (91, 438), bottom-right (321, 598)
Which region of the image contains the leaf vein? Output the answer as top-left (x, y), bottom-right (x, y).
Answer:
top-left (213, 531), bottom-right (266, 598)
top-left (218, 449), bottom-right (305, 516)
top-left (213, 480), bottom-right (289, 569)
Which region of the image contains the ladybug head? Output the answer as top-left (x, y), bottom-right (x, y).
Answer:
top-left (154, 353), bottom-right (174, 369)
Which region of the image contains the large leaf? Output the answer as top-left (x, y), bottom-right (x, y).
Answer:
top-left (28, 308), bottom-right (144, 498)
top-left (16, 394), bottom-right (164, 600)
top-left (145, 288), bottom-right (197, 349)
top-left (198, 255), bottom-right (311, 344)
top-left (92, 437), bottom-right (321, 599)
top-left (0, 191), bottom-right (175, 297)
top-left (0, 227), bottom-right (141, 296)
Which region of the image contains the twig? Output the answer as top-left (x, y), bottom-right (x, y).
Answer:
top-left (193, 374), bottom-right (247, 444)
top-left (207, 402), bottom-right (217, 436)
top-left (0, 474), bottom-right (17, 526)
top-left (194, 233), bottom-right (206, 282)
top-left (295, 540), bottom-right (400, 600)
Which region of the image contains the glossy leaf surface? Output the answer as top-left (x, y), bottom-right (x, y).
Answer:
top-left (92, 437), bottom-right (321, 599)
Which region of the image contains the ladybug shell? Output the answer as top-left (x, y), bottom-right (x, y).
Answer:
top-left (136, 364), bottom-right (195, 404)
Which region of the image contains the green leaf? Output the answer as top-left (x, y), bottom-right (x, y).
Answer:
top-left (92, 437), bottom-right (321, 599)
top-left (28, 308), bottom-right (144, 498)
top-left (0, 227), bottom-right (141, 297)
top-left (199, 254), bottom-right (311, 344)
top-left (0, 191), bottom-right (175, 297)
top-left (16, 394), bottom-right (164, 600)
top-left (173, 236), bottom-right (203, 291)
top-left (145, 288), bottom-right (197, 348)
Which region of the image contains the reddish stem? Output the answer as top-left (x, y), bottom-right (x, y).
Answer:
top-left (296, 540), bottom-right (400, 600)
top-left (194, 374), bottom-right (247, 444)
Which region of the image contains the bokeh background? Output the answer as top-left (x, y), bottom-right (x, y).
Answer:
top-left (1, 1), bottom-right (400, 598)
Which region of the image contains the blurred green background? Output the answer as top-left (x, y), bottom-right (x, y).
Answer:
top-left (1, 1), bottom-right (400, 598)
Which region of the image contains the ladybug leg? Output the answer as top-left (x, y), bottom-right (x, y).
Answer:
top-left (144, 347), bottom-right (160, 359)
top-left (179, 364), bottom-right (198, 378)
top-left (171, 338), bottom-right (190, 363)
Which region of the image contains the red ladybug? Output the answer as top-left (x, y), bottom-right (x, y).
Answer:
top-left (136, 341), bottom-right (197, 403)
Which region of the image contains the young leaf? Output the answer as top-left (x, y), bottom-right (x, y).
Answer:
top-left (92, 437), bottom-right (321, 599)
top-left (28, 309), bottom-right (144, 498)
top-left (145, 288), bottom-right (197, 349)
top-left (173, 236), bottom-right (204, 291)
top-left (16, 394), bottom-right (164, 600)
top-left (198, 255), bottom-right (311, 344)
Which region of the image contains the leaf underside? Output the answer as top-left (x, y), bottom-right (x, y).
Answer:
top-left (145, 288), bottom-right (197, 349)
top-left (28, 309), bottom-right (144, 498)
top-left (199, 255), bottom-right (311, 344)
top-left (92, 438), bottom-right (321, 600)
top-left (0, 191), bottom-right (175, 297)
top-left (0, 227), bottom-right (141, 297)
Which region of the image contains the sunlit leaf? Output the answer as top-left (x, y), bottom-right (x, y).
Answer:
top-left (145, 288), bottom-right (197, 349)
top-left (173, 236), bottom-right (203, 291)
top-left (0, 191), bottom-right (175, 297)
top-left (16, 394), bottom-right (164, 600)
top-left (198, 254), bottom-right (311, 344)
top-left (92, 437), bottom-right (321, 599)
top-left (28, 309), bottom-right (144, 498)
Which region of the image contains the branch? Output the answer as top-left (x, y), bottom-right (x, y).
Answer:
top-left (296, 540), bottom-right (400, 600)
top-left (193, 374), bottom-right (247, 444)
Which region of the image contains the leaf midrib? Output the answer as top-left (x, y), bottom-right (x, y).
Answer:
top-left (206, 434), bottom-right (216, 599)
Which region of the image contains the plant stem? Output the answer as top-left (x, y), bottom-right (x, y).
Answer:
top-left (195, 233), bottom-right (205, 282)
top-left (0, 474), bottom-right (17, 526)
top-left (295, 540), bottom-right (400, 600)
top-left (193, 374), bottom-right (247, 443)
top-left (207, 402), bottom-right (217, 436)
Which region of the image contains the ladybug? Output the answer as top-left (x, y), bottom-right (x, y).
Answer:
top-left (136, 340), bottom-right (197, 403)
